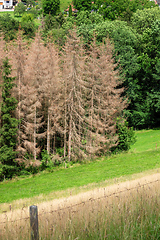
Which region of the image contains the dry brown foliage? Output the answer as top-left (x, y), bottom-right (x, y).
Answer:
top-left (1, 30), bottom-right (127, 163)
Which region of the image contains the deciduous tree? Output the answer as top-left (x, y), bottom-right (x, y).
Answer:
top-left (42, 0), bottom-right (60, 16)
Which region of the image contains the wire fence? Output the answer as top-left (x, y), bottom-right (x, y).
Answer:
top-left (0, 178), bottom-right (159, 225)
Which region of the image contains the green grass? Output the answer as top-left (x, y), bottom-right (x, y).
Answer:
top-left (39, 182), bottom-right (160, 240)
top-left (130, 129), bottom-right (160, 152)
top-left (60, 0), bottom-right (72, 11)
top-left (0, 129), bottom-right (160, 204)
top-left (0, 0), bottom-right (73, 14)
top-left (0, 11), bottom-right (18, 18)
top-left (0, 11), bottom-right (14, 15)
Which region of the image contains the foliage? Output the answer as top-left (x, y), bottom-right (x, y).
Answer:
top-left (60, 0), bottom-right (72, 11)
top-left (26, 7), bottom-right (39, 18)
top-left (14, 2), bottom-right (26, 17)
top-left (43, 14), bottom-right (60, 32)
top-left (0, 129), bottom-right (160, 202)
top-left (0, 13), bottom-right (36, 40)
top-left (43, 12), bottom-right (65, 36)
top-left (61, 32), bottom-right (126, 160)
top-left (21, 13), bottom-right (34, 22)
top-left (74, 0), bottom-right (92, 11)
top-left (40, 150), bottom-right (53, 170)
top-left (127, 8), bottom-right (160, 128)
top-left (0, 14), bottom-right (19, 41)
top-left (49, 28), bottom-right (66, 47)
top-left (0, 164), bottom-right (4, 181)
top-left (1, 3), bottom-right (160, 177)
top-left (26, 0), bottom-right (35, 7)
top-left (113, 119), bottom-right (136, 152)
top-left (76, 10), bottom-right (103, 25)
top-left (59, 7), bottom-right (160, 130)
top-left (94, 0), bottom-right (156, 21)
top-left (69, 4), bottom-right (72, 17)
top-left (131, 7), bottom-right (160, 34)
top-left (0, 58), bottom-right (19, 179)
top-left (42, 0), bottom-right (60, 16)
top-left (20, 21), bottom-right (36, 38)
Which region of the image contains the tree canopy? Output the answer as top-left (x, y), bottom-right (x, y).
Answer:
top-left (73, 0), bottom-right (92, 11)
top-left (42, 0), bottom-right (60, 16)
top-left (14, 2), bottom-right (26, 17)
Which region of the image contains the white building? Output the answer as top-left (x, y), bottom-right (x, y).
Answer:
top-left (0, 0), bottom-right (13, 9)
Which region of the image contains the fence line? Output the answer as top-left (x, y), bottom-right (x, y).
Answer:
top-left (0, 178), bottom-right (159, 225)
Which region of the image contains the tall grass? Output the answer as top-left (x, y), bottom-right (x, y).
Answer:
top-left (1, 179), bottom-right (160, 239)
top-left (38, 181), bottom-right (160, 240)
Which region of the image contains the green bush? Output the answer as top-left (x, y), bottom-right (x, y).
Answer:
top-left (21, 21), bottom-right (36, 38)
top-left (42, 0), bottom-right (60, 16)
top-left (26, 8), bottom-right (39, 18)
top-left (113, 118), bottom-right (136, 152)
top-left (21, 13), bottom-right (34, 22)
top-left (40, 150), bottom-right (54, 170)
top-left (0, 164), bottom-right (4, 181)
top-left (0, 14), bottom-right (19, 41)
top-left (74, 0), bottom-right (92, 11)
top-left (43, 14), bottom-right (59, 32)
top-left (14, 2), bottom-right (26, 17)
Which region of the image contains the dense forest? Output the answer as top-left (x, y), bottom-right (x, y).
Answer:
top-left (0, 0), bottom-right (159, 179)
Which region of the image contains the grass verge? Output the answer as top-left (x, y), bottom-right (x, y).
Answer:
top-left (0, 129), bottom-right (160, 208)
top-left (1, 176), bottom-right (160, 240)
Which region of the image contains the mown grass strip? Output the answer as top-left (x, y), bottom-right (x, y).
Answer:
top-left (130, 129), bottom-right (160, 153)
top-left (0, 129), bottom-right (160, 204)
top-left (0, 150), bottom-right (160, 203)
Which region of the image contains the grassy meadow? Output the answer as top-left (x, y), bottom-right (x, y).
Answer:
top-left (1, 173), bottom-right (160, 240)
top-left (1, 129), bottom-right (160, 239)
top-left (0, 129), bottom-right (160, 209)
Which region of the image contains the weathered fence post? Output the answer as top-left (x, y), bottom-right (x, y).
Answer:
top-left (30, 205), bottom-right (39, 240)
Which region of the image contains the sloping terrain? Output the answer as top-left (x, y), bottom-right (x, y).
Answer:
top-left (1, 169), bottom-right (160, 225)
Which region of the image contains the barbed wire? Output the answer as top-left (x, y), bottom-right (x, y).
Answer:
top-left (0, 178), bottom-right (159, 225)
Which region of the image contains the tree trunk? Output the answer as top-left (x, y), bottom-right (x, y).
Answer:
top-left (63, 79), bottom-right (67, 168)
top-left (34, 106), bottom-right (36, 161)
top-left (47, 111), bottom-right (50, 154)
top-left (68, 112), bottom-right (72, 162)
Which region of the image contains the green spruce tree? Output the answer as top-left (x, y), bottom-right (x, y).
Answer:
top-left (69, 4), bottom-right (72, 17)
top-left (0, 58), bottom-right (19, 179)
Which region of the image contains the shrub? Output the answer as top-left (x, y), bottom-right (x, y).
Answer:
top-left (21, 21), bottom-right (36, 38)
top-left (113, 118), bottom-right (136, 152)
top-left (42, 0), bottom-right (60, 16)
top-left (0, 14), bottom-right (19, 40)
top-left (14, 2), bottom-right (26, 17)
top-left (40, 150), bottom-right (54, 170)
top-left (21, 13), bottom-right (34, 22)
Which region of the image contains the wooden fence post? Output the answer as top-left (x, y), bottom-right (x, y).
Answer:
top-left (30, 205), bottom-right (39, 240)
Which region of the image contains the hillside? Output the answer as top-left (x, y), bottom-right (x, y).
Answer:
top-left (0, 129), bottom-right (160, 212)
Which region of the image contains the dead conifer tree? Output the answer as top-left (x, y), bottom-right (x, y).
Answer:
top-left (42, 38), bottom-right (62, 155)
top-left (21, 33), bottom-right (46, 161)
top-left (85, 39), bottom-right (127, 156)
top-left (61, 30), bottom-right (87, 161)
